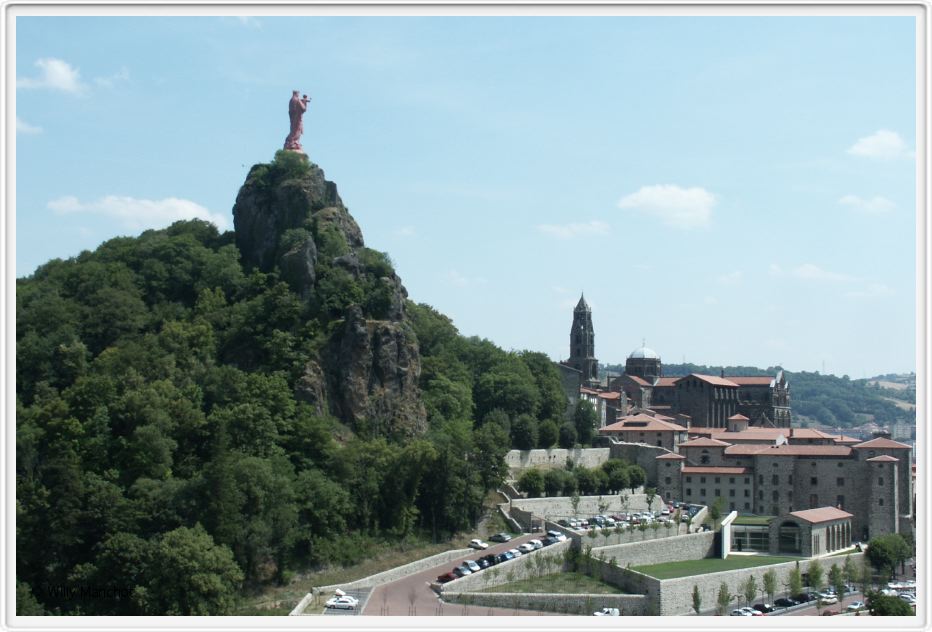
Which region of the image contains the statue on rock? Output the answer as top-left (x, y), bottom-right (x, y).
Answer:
top-left (284, 90), bottom-right (311, 152)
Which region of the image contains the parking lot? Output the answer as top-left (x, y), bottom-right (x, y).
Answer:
top-left (321, 587), bottom-right (373, 615)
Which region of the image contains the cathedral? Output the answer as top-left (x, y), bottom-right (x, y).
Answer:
top-left (562, 293), bottom-right (791, 428)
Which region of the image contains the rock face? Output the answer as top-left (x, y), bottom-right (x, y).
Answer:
top-left (233, 153), bottom-right (426, 437)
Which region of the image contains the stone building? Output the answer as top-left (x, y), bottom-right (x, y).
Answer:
top-left (654, 430), bottom-right (913, 542)
top-left (767, 507), bottom-right (854, 557)
top-left (565, 294), bottom-right (598, 384)
top-left (599, 413), bottom-right (688, 450)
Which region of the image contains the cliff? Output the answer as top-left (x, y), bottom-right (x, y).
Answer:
top-left (233, 151), bottom-right (426, 438)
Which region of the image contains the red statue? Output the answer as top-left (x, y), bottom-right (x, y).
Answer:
top-left (284, 90), bottom-right (311, 152)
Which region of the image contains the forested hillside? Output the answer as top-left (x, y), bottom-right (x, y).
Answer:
top-left (602, 362), bottom-right (915, 428)
top-left (15, 153), bottom-right (568, 615)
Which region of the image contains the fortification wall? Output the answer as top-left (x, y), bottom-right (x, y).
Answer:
top-left (442, 590), bottom-right (649, 616)
top-left (505, 448), bottom-right (610, 475)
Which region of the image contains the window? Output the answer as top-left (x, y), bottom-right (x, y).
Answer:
top-left (878, 477), bottom-right (884, 486)
top-left (700, 488), bottom-right (706, 496)
top-left (758, 475), bottom-right (764, 484)
top-left (758, 490), bottom-right (763, 499)
top-left (838, 462), bottom-right (844, 468)
top-left (700, 477), bottom-right (707, 484)
top-left (878, 498), bottom-right (884, 506)
top-left (809, 494), bottom-right (819, 507)
top-left (771, 505), bottom-right (779, 515)
top-left (715, 489), bottom-right (721, 497)
top-left (729, 477), bottom-right (735, 484)
top-left (686, 489), bottom-right (692, 497)
top-left (811, 477), bottom-right (818, 485)
top-left (744, 502), bottom-right (750, 510)
top-left (772, 474), bottom-right (779, 485)
top-left (744, 489), bottom-right (750, 497)
top-left (789, 475), bottom-right (793, 484)
top-left (665, 477), bottom-right (671, 485)
top-left (772, 490), bottom-right (779, 500)
top-left (715, 477), bottom-right (721, 484)
top-left (837, 477), bottom-right (845, 487)
top-left (811, 462), bottom-right (817, 468)
top-left (729, 489), bottom-right (735, 497)
top-left (744, 477), bottom-right (750, 484)
top-left (686, 476), bottom-right (693, 483)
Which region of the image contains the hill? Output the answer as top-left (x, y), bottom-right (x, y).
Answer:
top-left (601, 362), bottom-right (915, 429)
top-left (15, 152), bottom-right (569, 615)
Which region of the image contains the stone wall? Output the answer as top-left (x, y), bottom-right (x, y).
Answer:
top-left (656, 552), bottom-right (866, 615)
top-left (505, 447), bottom-right (610, 476)
top-left (442, 590), bottom-right (649, 616)
top-left (594, 531), bottom-right (716, 568)
top-left (608, 442), bottom-right (671, 487)
top-left (510, 493), bottom-right (657, 523)
top-left (439, 540), bottom-right (573, 593)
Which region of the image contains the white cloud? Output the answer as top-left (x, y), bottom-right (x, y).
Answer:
top-left (17, 58), bottom-right (86, 94)
top-left (846, 283), bottom-right (895, 299)
top-left (537, 220), bottom-right (610, 239)
top-left (94, 66), bottom-right (130, 88)
top-left (716, 270), bottom-right (742, 285)
top-left (393, 226), bottom-right (416, 237)
top-left (847, 129), bottom-right (911, 160)
top-left (446, 269), bottom-right (486, 288)
top-left (838, 194), bottom-right (896, 215)
top-left (16, 117), bottom-right (42, 134)
top-left (617, 185), bottom-right (716, 229)
top-left (48, 195), bottom-right (228, 231)
top-left (790, 263), bottom-right (853, 283)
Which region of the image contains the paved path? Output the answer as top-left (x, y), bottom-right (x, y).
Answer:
top-left (364, 533), bottom-right (562, 616)
top-left (322, 587), bottom-right (373, 616)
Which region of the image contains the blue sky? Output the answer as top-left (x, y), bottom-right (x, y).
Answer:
top-left (15, 15), bottom-right (917, 377)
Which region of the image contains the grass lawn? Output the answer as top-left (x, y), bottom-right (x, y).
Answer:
top-left (732, 515), bottom-right (773, 526)
top-left (632, 556), bottom-right (802, 580)
top-left (479, 572), bottom-right (626, 594)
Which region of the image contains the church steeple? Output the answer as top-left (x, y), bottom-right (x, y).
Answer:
top-left (569, 292), bottom-right (598, 383)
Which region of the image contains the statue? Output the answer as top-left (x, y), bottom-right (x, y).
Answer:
top-left (284, 90), bottom-right (311, 152)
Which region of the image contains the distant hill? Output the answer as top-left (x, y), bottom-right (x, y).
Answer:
top-left (601, 363), bottom-right (915, 429)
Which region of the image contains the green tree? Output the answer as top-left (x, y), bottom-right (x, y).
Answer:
top-left (716, 582), bottom-right (733, 616)
top-left (762, 569), bottom-right (778, 604)
top-left (473, 421), bottom-right (510, 491)
top-left (558, 423), bottom-right (577, 448)
top-left (510, 414), bottom-right (538, 451)
top-left (788, 565), bottom-right (803, 598)
top-left (808, 559), bottom-right (824, 593)
top-left (843, 554), bottom-right (858, 587)
top-left (537, 419), bottom-right (559, 448)
top-left (573, 400), bottom-right (598, 445)
top-left (867, 534), bottom-right (912, 580)
top-left (543, 469), bottom-right (565, 497)
top-left (517, 468), bottom-right (545, 498)
top-left (16, 580), bottom-right (45, 615)
top-left (829, 563), bottom-right (846, 605)
top-left (692, 584), bottom-right (702, 615)
top-left (138, 524), bottom-right (243, 615)
top-left (708, 496), bottom-right (725, 529)
top-left (625, 464), bottom-right (646, 492)
top-left (866, 590), bottom-right (913, 616)
top-left (742, 575), bottom-right (758, 607)
top-left (859, 557), bottom-right (874, 594)
top-left (644, 487), bottom-right (657, 511)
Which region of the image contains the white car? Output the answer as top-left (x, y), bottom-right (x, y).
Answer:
top-left (468, 538), bottom-right (489, 550)
top-left (508, 548), bottom-right (522, 558)
top-left (547, 530), bottom-right (568, 542)
top-left (593, 607), bottom-right (620, 616)
top-left (464, 560), bottom-right (481, 573)
top-left (326, 595), bottom-right (360, 610)
top-left (817, 593), bottom-right (838, 605)
top-left (730, 608), bottom-right (753, 616)
top-left (518, 542), bottom-right (535, 554)
top-left (529, 539), bottom-right (543, 549)
top-left (847, 601), bottom-right (865, 612)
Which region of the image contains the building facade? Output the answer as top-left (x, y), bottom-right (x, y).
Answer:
top-left (566, 294), bottom-right (598, 384)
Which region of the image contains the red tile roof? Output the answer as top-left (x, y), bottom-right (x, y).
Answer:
top-left (724, 444), bottom-right (853, 457)
top-left (866, 455), bottom-right (900, 463)
top-left (681, 466), bottom-right (750, 475)
top-left (789, 507), bottom-right (853, 524)
top-left (598, 392), bottom-right (621, 400)
top-left (687, 427), bottom-right (716, 436)
top-left (726, 376), bottom-right (776, 386)
top-left (728, 414), bottom-right (750, 421)
top-left (656, 453), bottom-right (687, 460)
top-left (600, 415), bottom-right (687, 434)
top-left (655, 377), bottom-right (679, 387)
top-left (625, 375), bottom-right (651, 387)
top-left (834, 436), bottom-right (863, 444)
top-left (679, 437), bottom-right (732, 448)
top-left (853, 437), bottom-right (912, 450)
top-left (679, 374), bottom-right (739, 387)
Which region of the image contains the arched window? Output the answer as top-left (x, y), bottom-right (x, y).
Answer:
top-left (778, 521), bottom-right (802, 553)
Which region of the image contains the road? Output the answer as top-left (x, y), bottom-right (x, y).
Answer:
top-left (363, 533), bottom-right (563, 616)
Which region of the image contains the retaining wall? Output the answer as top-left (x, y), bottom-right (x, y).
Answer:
top-left (509, 493), bottom-right (658, 522)
top-left (439, 540), bottom-right (573, 593)
top-left (579, 523), bottom-right (687, 548)
top-left (656, 552), bottom-right (867, 615)
top-left (505, 448), bottom-right (610, 475)
top-left (442, 590), bottom-right (649, 616)
top-left (594, 531), bottom-right (716, 568)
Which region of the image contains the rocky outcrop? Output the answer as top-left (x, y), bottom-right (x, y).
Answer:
top-left (233, 152), bottom-right (426, 437)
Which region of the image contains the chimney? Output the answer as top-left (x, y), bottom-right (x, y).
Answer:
top-left (720, 368), bottom-right (725, 378)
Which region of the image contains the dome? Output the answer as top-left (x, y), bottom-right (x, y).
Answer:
top-left (628, 346), bottom-right (660, 360)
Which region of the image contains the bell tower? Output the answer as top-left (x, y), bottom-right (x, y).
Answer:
top-left (569, 293), bottom-right (598, 383)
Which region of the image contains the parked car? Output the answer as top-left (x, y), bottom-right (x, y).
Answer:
top-left (502, 550), bottom-right (515, 560)
top-left (557, 519), bottom-right (571, 527)
top-left (847, 601), bottom-right (866, 612)
top-left (547, 530), bottom-right (568, 542)
top-left (489, 533), bottom-right (511, 543)
top-left (821, 610), bottom-right (838, 616)
top-left (529, 539), bottom-right (543, 549)
top-left (794, 592), bottom-right (816, 603)
top-left (468, 538), bottom-right (489, 550)
top-left (479, 554), bottom-right (497, 566)
top-left (753, 603), bottom-right (775, 613)
top-left (593, 607), bottom-right (620, 616)
top-left (508, 548), bottom-right (522, 558)
top-left (541, 536), bottom-right (557, 546)
top-left (899, 593), bottom-right (916, 604)
top-left (465, 560), bottom-right (481, 573)
top-left (436, 572), bottom-right (457, 583)
top-left (518, 543), bottom-right (535, 554)
top-left (774, 598), bottom-right (798, 608)
top-left (730, 608), bottom-right (753, 616)
top-left (818, 594), bottom-right (838, 605)
top-left (326, 595), bottom-right (360, 610)
top-left (494, 553), bottom-right (510, 564)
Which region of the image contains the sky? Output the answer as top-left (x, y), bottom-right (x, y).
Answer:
top-left (13, 13), bottom-right (918, 378)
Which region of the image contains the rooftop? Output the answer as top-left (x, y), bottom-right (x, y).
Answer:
top-left (727, 376), bottom-right (777, 386)
top-left (681, 466), bottom-right (750, 475)
top-left (656, 453), bottom-right (687, 460)
top-left (853, 437), bottom-right (912, 450)
top-left (724, 444), bottom-right (854, 457)
top-left (789, 507), bottom-right (853, 524)
top-left (679, 437), bottom-right (732, 448)
top-left (678, 374), bottom-right (739, 388)
top-left (628, 345), bottom-right (660, 360)
top-left (866, 455), bottom-right (900, 463)
top-left (600, 414), bottom-right (688, 434)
